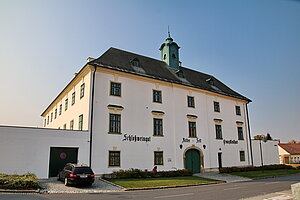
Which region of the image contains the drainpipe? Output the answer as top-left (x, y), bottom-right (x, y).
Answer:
top-left (89, 66), bottom-right (96, 167)
top-left (246, 103), bottom-right (254, 166)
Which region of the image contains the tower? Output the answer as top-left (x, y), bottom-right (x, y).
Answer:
top-left (159, 30), bottom-right (180, 71)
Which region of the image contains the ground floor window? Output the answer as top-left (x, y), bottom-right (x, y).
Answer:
top-left (109, 151), bottom-right (120, 167)
top-left (240, 150), bottom-right (245, 162)
top-left (154, 151), bottom-right (164, 165)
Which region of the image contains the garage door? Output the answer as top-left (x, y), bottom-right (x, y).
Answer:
top-left (48, 147), bottom-right (78, 177)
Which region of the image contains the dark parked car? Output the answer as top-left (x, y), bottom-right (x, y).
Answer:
top-left (58, 163), bottom-right (95, 186)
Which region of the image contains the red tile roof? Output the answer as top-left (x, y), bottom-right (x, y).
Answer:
top-left (279, 143), bottom-right (300, 155)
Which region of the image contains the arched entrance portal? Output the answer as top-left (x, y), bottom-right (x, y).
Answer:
top-left (185, 149), bottom-right (201, 173)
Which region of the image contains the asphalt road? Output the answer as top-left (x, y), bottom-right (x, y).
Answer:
top-left (1, 174), bottom-right (299, 200)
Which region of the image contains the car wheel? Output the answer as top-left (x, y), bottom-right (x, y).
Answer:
top-left (64, 178), bottom-right (69, 186)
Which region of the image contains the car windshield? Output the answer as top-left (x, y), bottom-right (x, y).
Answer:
top-left (73, 167), bottom-right (93, 174)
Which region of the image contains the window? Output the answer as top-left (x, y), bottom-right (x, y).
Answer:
top-left (110, 82), bottom-right (121, 96)
top-left (50, 113), bottom-right (53, 122)
top-left (153, 90), bottom-right (162, 103)
top-left (44, 119), bottom-right (46, 127)
top-left (78, 114), bottom-right (83, 130)
top-left (59, 104), bottom-right (62, 115)
top-left (189, 121), bottom-right (197, 138)
top-left (236, 106), bottom-right (241, 116)
top-left (47, 116), bottom-right (49, 125)
top-left (109, 114), bottom-right (121, 133)
top-left (187, 96), bottom-right (195, 108)
top-left (54, 109), bottom-right (57, 119)
top-left (240, 151), bottom-right (245, 162)
top-left (215, 124), bottom-right (222, 139)
top-left (238, 127), bottom-right (244, 140)
top-left (154, 151), bottom-right (164, 165)
top-left (70, 120), bottom-right (74, 130)
top-left (153, 118), bottom-right (163, 136)
top-left (214, 101), bottom-right (220, 112)
top-left (72, 92), bottom-right (75, 105)
top-left (63, 124), bottom-right (66, 130)
top-left (80, 83), bottom-right (85, 99)
top-left (109, 151), bottom-right (120, 167)
top-left (65, 99), bottom-right (68, 111)
top-left (172, 53), bottom-right (176, 59)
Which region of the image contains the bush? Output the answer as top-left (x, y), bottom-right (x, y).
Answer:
top-left (0, 173), bottom-right (39, 190)
top-left (104, 168), bottom-right (192, 179)
top-left (219, 164), bottom-right (295, 173)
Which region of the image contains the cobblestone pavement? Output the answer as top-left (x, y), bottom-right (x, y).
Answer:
top-left (194, 172), bottom-right (252, 183)
top-left (39, 177), bottom-right (123, 193)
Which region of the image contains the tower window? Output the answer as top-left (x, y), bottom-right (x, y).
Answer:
top-left (163, 54), bottom-right (166, 60)
top-left (172, 53), bottom-right (176, 59)
top-left (131, 58), bottom-right (140, 67)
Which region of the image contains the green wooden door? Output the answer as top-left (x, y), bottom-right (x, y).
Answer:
top-left (48, 147), bottom-right (78, 177)
top-left (185, 149), bottom-right (200, 173)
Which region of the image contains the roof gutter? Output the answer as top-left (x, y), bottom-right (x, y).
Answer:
top-left (89, 66), bottom-right (96, 167)
top-left (246, 103), bottom-right (254, 166)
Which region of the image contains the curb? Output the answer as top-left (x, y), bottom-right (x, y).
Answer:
top-left (0, 189), bottom-right (40, 193)
top-left (124, 181), bottom-right (225, 191)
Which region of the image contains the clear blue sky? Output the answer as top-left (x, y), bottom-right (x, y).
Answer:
top-left (0, 0), bottom-right (299, 142)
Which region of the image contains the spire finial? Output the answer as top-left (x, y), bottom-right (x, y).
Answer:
top-left (168, 25), bottom-right (170, 37)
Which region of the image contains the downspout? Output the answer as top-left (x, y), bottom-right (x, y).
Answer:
top-left (246, 103), bottom-right (254, 166)
top-left (89, 66), bottom-right (96, 167)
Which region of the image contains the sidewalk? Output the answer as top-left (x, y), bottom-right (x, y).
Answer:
top-left (241, 190), bottom-right (294, 200)
top-left (194, 172), bottom-right (252, 183)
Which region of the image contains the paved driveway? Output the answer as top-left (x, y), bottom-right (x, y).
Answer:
top-left (194, 172), bottom-right (252, 183)
top-left (39, 177), bottom-right (122, 193)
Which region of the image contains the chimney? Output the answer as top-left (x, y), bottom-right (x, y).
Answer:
top-left (87, 57), bottom-right (95, 62)
top-left (74, 73), bottom-right (78, 77)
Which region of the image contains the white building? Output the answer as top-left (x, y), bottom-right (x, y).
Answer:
top-left (41, 35), bottom-right (255, 175)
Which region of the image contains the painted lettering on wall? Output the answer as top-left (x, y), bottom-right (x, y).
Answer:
top-left (123, 134), bottom-right (151, 143)
top-left (223, 139), bottom-right (238, 145)
top-left (182, 138), bottom-right (202, 143)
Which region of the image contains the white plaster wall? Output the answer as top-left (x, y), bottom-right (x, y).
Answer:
top-left (43, 71), bottom-right (91, 131)
top-left (0, 126), bottom-right (89, 178)
top-left (252, 140), bottom-right (280, 166)
top-left (278, 145), bottom-right (290, 164)
top-left (90, 70), bottom-right (253, 174)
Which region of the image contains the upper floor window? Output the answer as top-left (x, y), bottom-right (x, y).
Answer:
top-left (72, 92), bottom-right (75, 105)
top-left (59, 104), bottom-right (62, 115)
top-left (44, 119), bottom-right (46, 127)
top-left (80, 83), bottom-right (85, 99)
top-left (153, 90), bottom-right (162, 103)
top-left (240, 150), bottom-right (245, 162)
top-left (109, 151), bottom-right (120, 167)
top-left (214, 101), bottom-right (220, 112)
top-left (54, 109), bottom-right (57, 119)
top-left (187, 96), bottom-right (195, 108)
top-left (109, 113), bottom-right (121, 133)
top-left (153, 118), bottom-right (163, 136)
top-left (110, 82), bottom-right (121, 96)
top-left (70, 120), bottom-right (74, 130)
top-left (215, 124), bottom-right (222, 139)
top-left (47, 116), bottom-right (49, 125)
top-left (154, 151), bottom-right (164, 165)
top-left (188, 121), bottom-right (197, 138)
top-left (236, 106), bottom-right (241, 116)
top-left (238, 127), bottom-right (244, 140)
top-left (65, 99), bottom-right (68, 111)
top-left (78, 114), bottom-right (83, 130)
top-left (50, 112), bottom-right (53, 122)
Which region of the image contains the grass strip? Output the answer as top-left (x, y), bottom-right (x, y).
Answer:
top-left (107, 176), bottom-right (219, 188)
top-left (231, 169), bottom-right (300, 179)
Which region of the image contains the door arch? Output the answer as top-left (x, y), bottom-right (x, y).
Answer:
top-left (184, 147), bottom-right (203, 173)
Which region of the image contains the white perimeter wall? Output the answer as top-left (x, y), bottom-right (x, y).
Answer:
top-left (252, 140), bottom-right (279, 166)
top-left (0, 126), bottom-right (89, 178)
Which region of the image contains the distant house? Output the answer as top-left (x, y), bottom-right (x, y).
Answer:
top-left (278, 142), bottom-right (300, 164)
